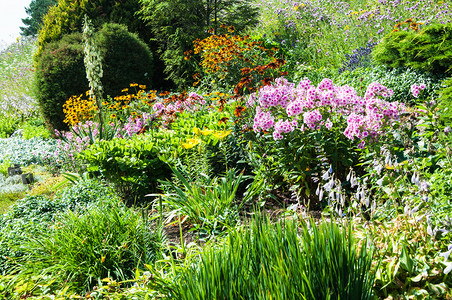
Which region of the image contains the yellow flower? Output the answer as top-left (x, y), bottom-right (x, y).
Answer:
top-left (139, 85), bottom-right (146, 89)
top-left (213, 130), bottom-right (231, 140)
top-left (130, 83), bottom-right (138, 87)
top-left (181, 138), bottom-right (201, 149)
top-left (200, 129), bottom-right (214, 135)
top-left (121, 88), bottom-right (129, 92)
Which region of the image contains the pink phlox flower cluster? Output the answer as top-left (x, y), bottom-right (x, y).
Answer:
top-left (258, 81), bottom-right (295, 109)
top-left (247, 93), bottom-right (257, 107)
top-left (303, 109), bottom-right (322, 130)
top-left (344, 113), bottom-right (373, 147)
top-left (273, 119), bottom-right (297, 140)
top-left (317, 78), bottom-right (334, 91)
top-left (286, 99), bottom-right (304, 116)
top-left (365, 98), bottom-right (403, 121)
top-left (251, 77), bottom-right (405, 145)
top-left (335, 85), bottom-right (361, 111)
top-left (411, 83), bottom-right (426, 98)
top-left (122, 113), bottom-right (154, 137)
top-left (152, 102), bottom-right (165, 114)
top-left (152, 92), bottom-right (206, 119)
top-left (253, 106), bottom-right (275, 132)
top-left (365, 82), bottom-right (394, 100)
top-left (325, 118), bottom-right (333, 130)
top-left (184, 92), bottom-right (206, 111)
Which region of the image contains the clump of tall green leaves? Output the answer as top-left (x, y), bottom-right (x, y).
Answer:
top-left (9, 202), bottom-right (163, 295)
top-left (159, 167), bottom-right (249, 234)
top-left (0, 179), bottom-right (117, 274)
top-left (164, 214), bottom-right (375, 299)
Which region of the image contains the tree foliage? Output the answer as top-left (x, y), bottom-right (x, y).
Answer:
top-left (20, 0), bottom-right (58, 37)
top-left (35, 0), bottom-right (150, 61)
top-left (138, 0), bottom-right (259, 88)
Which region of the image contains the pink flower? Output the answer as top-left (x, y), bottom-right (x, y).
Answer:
top-left (325, 118), bottom-right (333, 130)
top-left (411, 84), bottom-right (420, 98)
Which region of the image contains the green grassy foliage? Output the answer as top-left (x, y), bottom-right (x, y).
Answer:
top-left (13, 202), bottom-right (163, 293)
top-left (166, 214), bottom-right (375, 299)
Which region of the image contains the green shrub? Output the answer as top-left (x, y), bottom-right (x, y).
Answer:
top-left (373, 23), bottom-right (452, 74)
top-left (166, 214), bottom-right (375, 299)
top-left (81, 135), bottom-right (172, 204)
top-left (138, 0), bottom-right (259, 88)
top-left (20, 123), bottom-right (51, 139)
top-left (438, 77), bottom-right (452, 124)
top-left (95, 23), bottom-right (154, 98)
top-left (13, 202), bottom-right (163, 294)
top-left (35, 32), bottom-right (87, 131)
top-left (334, 66), bottom-right (444, 104)
top-left (294, 65), bottom-right (444, 105)
top-left (35, 24), bottom-right (155, 132)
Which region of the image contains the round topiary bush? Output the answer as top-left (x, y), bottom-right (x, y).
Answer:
top-left (35, 23), bottom-right (155, 132)
top-left (96, 23), bottom-right (154, 97)
top-left (35, 33), bottom-right (87, 132)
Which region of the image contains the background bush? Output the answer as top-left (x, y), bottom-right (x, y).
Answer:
top-left (35, 0), bottom-right (151, 61)
top-left (138, 0), bottom-right (259, 88)
top-left (293, 65), bottom-right (444, 105)
top-left (372, 23), bottom-right (452, 75)
top-left (95, 23), bottom-right (154, 98)
top-left (35, 32), bottom-right (87, 131)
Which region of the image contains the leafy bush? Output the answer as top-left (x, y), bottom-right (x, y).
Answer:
top-left (373, 23), bottom-right (452, 74)
top-left (20, 123), bottom-right (51, 139)
top-left (138, 0), bottom-right (258, 88)
top-left (36, 24), bottom-right (155, 132)
top-left (35, 33), bottom-right (87, 132)
top-left (438, 77), bottom-right (452, 124)
top-left (81, 134), bottom-right (173, 204)
top-left (0, 116), bottom-right (20, 138)
top-left (165, 214), bottom-right (375, 299)
top-left (191, 31), bottom-right (284, 91)
top-left (13, 202), bottom-right (163, 294)
top-left (95, 23), bottom-right (154, 98)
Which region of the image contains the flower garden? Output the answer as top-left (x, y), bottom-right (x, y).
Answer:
top-left (1, 0), bottom-right (452, 299)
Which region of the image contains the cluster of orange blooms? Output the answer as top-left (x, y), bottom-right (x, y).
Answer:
top-left (63, 83), bottom-right (158, 125)
top-left (234, 58), bottom-right (287, 96)
top-left (191, 27), bottom-right (271, 75)
top-left (392, 18), bottom-right (423, 32)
